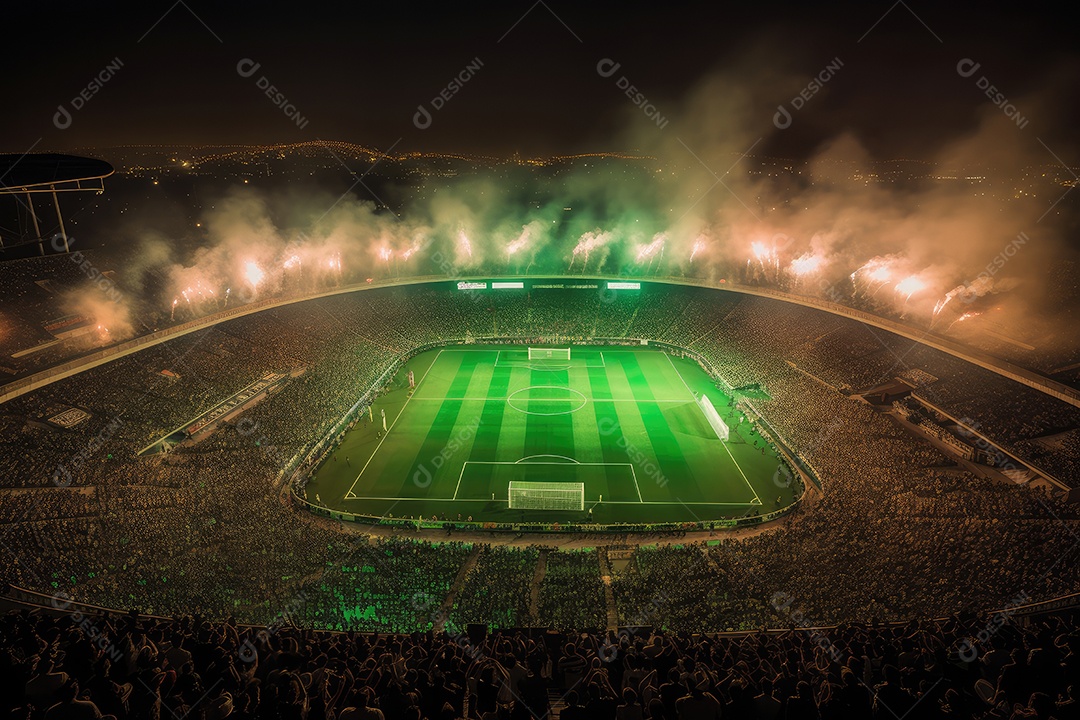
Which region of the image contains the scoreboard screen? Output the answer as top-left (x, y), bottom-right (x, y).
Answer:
top-left (455, 279), bottom-right (642, 291)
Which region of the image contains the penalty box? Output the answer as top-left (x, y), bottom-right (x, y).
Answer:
top-left (494, 349), bottom-right (607, 369)
top-left (454, 461), bottom-right (643, 503)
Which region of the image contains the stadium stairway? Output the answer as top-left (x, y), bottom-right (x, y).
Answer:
top-left (529, 550), bottom-right (547, 621)
top-left (433, 545), bottom-right (481, 633)
top-left (548, 689), bottom-right (571, 718)
top-left (597, 548), bottom-right (619, 631)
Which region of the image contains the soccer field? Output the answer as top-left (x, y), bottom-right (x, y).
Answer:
top-left (307, 345), bottom-right (798, 526)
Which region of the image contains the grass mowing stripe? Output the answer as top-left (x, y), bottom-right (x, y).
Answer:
top-left (616, 353), bottom-right (703, 502)
top-left (587, 366), bottom-right (629, 467)
top-left (645, 352), bottom-right (685, 400)
top-left (587, 364), bottom-right (614, 400)
top-left (585, 364), bottom-right (634, 502)
top-left (522, 368), bottom-right (575, 461)
top-left (403, 354), bottom-right (480, 489)
top-left (468, 359), bottom-right (513, 489)
top-left (551, 369), bottom-right (576, 463)
top-left (595, 356), bottom-right (670, 501)
top-left (521, 368), bottom-right (545, 459)
top-left (568, 365), bottom-right (605, 465)
top-left (494, 365), bottom-right (530, 462)
top-left (316, 345), bottom-right (792, 524)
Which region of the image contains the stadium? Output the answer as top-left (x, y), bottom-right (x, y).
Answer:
top-left (3, 263), bottom-right (1080, 710)
top-left (4, 3), bottom-right (1080, 717)
top-left (309, 334), bottom-right (793, 529)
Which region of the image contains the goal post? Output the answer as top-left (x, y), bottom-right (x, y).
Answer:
top-left (508, 481), bottom-right (585, 511)
top-left (528, 347), bottom-right (571, 360)
top-left (698, 395), bottom-right (730, 441)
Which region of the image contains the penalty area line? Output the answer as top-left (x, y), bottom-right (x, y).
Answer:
top-left (344, 349), bottom-right (443, 499)
top-left (453, 463), bottom-right (467, 501)
top-left (664, 352), bottom-right (698, 402)
top-left (719, 438), bottom-right (762, 506)
top-left (345, 496), bottom-right (512, 503)
top-left (664, 351), bottom-right (760, 505)
top-left (409, 396), bottom-right (692, 403)
top-left (342, 496), bottom-right (760, 506)
top-left (628, 464), bottom-right (643, 502)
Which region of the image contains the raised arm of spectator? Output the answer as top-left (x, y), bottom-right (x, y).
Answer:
top-left (324, 670), bottom-right (348, 712)
top-left (638, 669), bottom-right (658, 701)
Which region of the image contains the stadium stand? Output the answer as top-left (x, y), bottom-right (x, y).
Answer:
top-left (2, 282), bottom-right (1079, 704)
top-left (2, 606), bottom-right (1079, 719)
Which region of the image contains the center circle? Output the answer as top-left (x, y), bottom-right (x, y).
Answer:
top-left (507, 385), bottom-right (588, 416)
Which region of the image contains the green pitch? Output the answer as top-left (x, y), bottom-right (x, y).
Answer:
top-left (307, 346), bottom-right (798, 526)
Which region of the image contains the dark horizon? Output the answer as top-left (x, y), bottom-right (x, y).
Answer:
top-left (2, 0), bottom-right (1077, 366)
top-left (3, 1), bottom-right (1078, 162)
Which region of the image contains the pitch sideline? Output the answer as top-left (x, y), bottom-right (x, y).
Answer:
top-left (343, 349), bottom-right (444, 499)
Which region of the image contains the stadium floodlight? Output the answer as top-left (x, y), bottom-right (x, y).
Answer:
top-left (698, 395), bottom-right (729, 441)
top-left (528, 347), bottom-right (571, 360)
top-left (508, 481), bottom-right (585, 511)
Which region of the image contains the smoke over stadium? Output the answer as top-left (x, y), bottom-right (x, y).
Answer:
top-left (62, 36), bottom-right (1072, 354)
top-left (3, 4), bottom-right (1080, 718)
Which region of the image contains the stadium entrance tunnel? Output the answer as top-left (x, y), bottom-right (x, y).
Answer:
top-left (506, 385), bottom-right (588, 416)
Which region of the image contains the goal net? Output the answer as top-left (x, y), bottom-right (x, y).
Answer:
top-left (508, 481), bottom-right (585, 511)
top-left (528, 347), bottom-right (571, 360)
top-left (698, 395), bottom-right (729, 441)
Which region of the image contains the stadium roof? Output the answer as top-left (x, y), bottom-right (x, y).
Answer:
top-left (0, 153), bottom-right (113, 193)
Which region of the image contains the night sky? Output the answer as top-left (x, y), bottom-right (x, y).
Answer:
top-left (3, 1), bottom-right (1077, 159)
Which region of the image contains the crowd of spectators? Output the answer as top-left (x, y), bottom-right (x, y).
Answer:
top-left (451, 545), bottom-right (539, 630)
top-left (3, 605), bottom-right (1080, 720)
top-left (0, 254), bottom-right (108, 377)
top-left (0, 284), bottom-right (1078, 645)
top-left (536, 550), bottom-right (608, 632)
top-left (608, 329), bottom-right (1080, 630)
